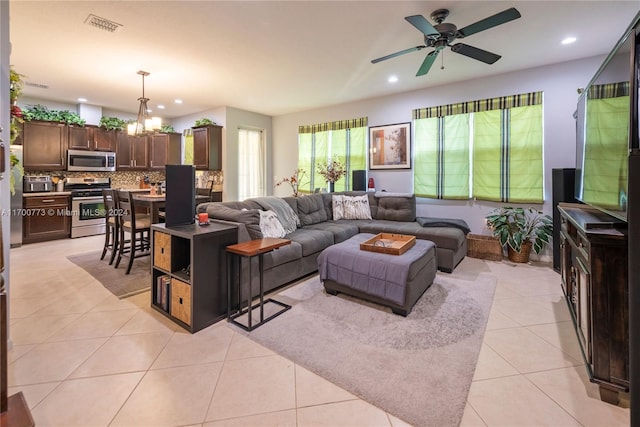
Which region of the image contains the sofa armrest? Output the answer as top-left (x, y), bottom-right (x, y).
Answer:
top-left (210, 219), bottom-right (252, 243)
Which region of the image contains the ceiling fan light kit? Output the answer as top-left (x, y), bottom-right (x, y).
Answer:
top-left (372, 7), bottom-right (521, 77)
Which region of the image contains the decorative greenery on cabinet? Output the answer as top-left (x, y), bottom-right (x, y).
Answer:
top-left (22, 104), bottom-right (86, 126)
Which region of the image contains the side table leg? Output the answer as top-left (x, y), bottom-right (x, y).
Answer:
top-left (259, 254), bottom-right (264, 323)
top-left (247, 256), bottom-right (252, 330)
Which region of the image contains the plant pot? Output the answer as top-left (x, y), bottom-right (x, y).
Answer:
top-left (507, 241), bottom-right (532, 263)
top-left (329, 182), bottom-right (335, 193)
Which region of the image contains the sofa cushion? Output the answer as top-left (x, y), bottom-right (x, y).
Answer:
top-left (358, 220), bottom-right (465, 250)
top-left (342, 194), bottom-right (372, 219)
top-left (296, 194), bottom-right (328, 226)
top-left (201, 204), bottom-right (263, 239)
top-left (303, 221), bottom-right (360, 243)
top-left (285, 228), bottom-right (334, 256)
top-left (375, 195), bottom-right (416, 222)
top-left (263, 241), bottom-right (303, 270)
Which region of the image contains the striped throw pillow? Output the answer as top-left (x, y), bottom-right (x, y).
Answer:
top-left (342, 195), bottom-right (372, 220)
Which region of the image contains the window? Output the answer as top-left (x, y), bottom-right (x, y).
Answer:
top-left (238, 128), bottom-right (265, 200)
top-left (413, 91), bottom-right (543, 202)
top-left (297, 117), bottom-right (367, 193)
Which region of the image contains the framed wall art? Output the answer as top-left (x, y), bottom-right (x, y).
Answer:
top-left (368, 122), bottom-right (411, 170)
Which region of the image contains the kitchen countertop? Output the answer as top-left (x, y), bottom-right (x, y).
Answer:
top-left (23, 191), bottom-right (72, 197)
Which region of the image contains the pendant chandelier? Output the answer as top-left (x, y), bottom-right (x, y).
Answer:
top-left (127, 70), bottom-right (162, 136)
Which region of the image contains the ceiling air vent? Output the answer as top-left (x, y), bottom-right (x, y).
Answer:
top-left (25, 81), bottom-right (49, 89)
top-left (84, 14), bottom-right (122, 33)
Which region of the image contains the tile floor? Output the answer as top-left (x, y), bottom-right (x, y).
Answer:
top-left (5, 236), bottom-right (630, 426)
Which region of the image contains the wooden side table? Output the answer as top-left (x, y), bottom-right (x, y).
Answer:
top-left (226, 238), bottom-right (292, 331)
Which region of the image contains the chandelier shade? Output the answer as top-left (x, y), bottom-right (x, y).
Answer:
top-left (127, 70), bottom-right (162, 136)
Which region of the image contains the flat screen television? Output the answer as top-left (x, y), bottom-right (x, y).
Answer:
top-left (574, 13), bottom-right (639, 222)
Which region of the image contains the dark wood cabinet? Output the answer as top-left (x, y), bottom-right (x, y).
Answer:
top-left (116, 133), bottom-right (149, 170)
top-left (151, 222), bottom-right (237, 332)
top-left (22, 195), bottom-right (71, 243)
top-left (149, 133), bottom-right (181, 170)
top-left (558, 203), bottom-right (628, 404)
top-left (67, 125), bottom-right (115, 151)
top-left (22, 121), bottom-right (67, 171)
top-left (192, 125), bottom-right (222, 170)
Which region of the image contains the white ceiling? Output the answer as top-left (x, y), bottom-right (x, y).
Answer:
top-left (9, 1), bottom-right (640, 119)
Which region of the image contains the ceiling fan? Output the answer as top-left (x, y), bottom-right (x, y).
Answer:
top-left (371, 7), bottom-right (521, 76)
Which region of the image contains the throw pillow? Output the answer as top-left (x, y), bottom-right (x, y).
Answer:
top-left (332, 195), bottom-right (345, 220)
top-left (342, 194), bottom-right (372, 220)
top-left (258, 210), bottom-right (286, 238)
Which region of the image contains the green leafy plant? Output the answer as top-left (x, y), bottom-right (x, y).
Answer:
top-left (10, 152), bottom-right (24, 196)
top-left (99, 116), bottom-right (126, 131)
top-left (194, 118), bottom-right (215, 127)
top-left (160, 124), bottom-right (175, 133)
top-left (485, 207), bottom-right (553, 254)
top-left (22, 104), bottom-right (86, 126)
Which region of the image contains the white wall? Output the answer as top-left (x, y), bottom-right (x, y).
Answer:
top-left (273, 56), bottom-right (606, 236)
top-left (1, 0), bottom-right (12, 342)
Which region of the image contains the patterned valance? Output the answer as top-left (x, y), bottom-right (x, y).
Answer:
top-left (413, 91), bottom-right (543, 119)
top-left (183, 128), bottom-right (193, 137)
top-left (298, 117), bottom-right (368, 134)
top-left (588, 81), bottom-right (629, 99)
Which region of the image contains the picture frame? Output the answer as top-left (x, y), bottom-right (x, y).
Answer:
top-left (368, 122), bottom-right (411, 170)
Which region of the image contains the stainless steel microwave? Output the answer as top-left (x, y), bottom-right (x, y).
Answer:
top-left (67, 149), bottom-right (116, 172)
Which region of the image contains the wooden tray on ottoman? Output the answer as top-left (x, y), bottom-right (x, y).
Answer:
top-left (360, 233), bottom-right (416, 255)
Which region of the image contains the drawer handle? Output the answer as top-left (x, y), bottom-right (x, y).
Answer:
top-left (179, 297), bottom-right (183, 304)
top-left (161, 248), bottom-right (164, 254)
top-left (41, 199), bottom-right (55, 203)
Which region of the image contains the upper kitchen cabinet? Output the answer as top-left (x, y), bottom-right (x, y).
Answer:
top-left (116, 132), bottom-right (149, 170)
top-left (22, 120), bottom-right (67, 171)
top-left (149, 132), bottom-right (181, 170)
top-left (67, 125), bottom-right (116, 152)
top-left (192, 125), bottom-right (222, 170)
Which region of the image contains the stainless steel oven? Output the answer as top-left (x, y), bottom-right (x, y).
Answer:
top-left (65, 177), bottom-right (111, 238)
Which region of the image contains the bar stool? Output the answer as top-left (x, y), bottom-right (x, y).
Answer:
top-left (114, 190), bottom-right (152, 274)
top-left (100, 189), bottom-right (119, 265)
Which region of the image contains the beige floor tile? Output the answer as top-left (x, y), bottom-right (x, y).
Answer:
top-left (467, 376), bottom-right (581, 426)
top-left (7, 382), bottom-right (59, 410)
top-left (526, 366), bottom-right (630, 427)
top-left (125, 290), bottom-right (153, 308)
top-left (8, 297), bottom-right (57, 319)
top-left (69, 331), bottom-right (173, 378)
top-left (472, 344), bottom-right (519, 380)
top-left (203, 409), bottom-right (297, 427)
top-left (9, 338), bottom-right (107, 386)
top-left (459, 403), bottom-right (487, 427)
top-left (484, 327), bottom-right (582, 374)
top-left (491, 296), bottom-right (568, 326)
top-left (207, 355), bottom-right (295, 421)
top-left (47, 308), bottom-right (139, 341)
top-left (114, 306), bottom-right (182, 335)
top-left (31, 372), bottom-right (144, 427)
top-left (295, 365), bottom-right (356, 407)
top-left (296, 399), bottom-right (392, 427)
top-left (485, 309), bottom-right (521, 330)
top-left (224, 331), bottom-right (276, 360)
top-left (492, 283), bottom-right (522, 300)
top-left (9, 313), bottom-right (81, 345)
top-left (527, 321), bottom-right (584, 362)
top-left (152, 324), bottom-right (233, 369)
top-left (7, 344), bottom-right (35, 364)
top-left (89, 294), bottom-right (141, 312)
top-left (110, 363), bottom-right (223, 427)
top-left (32, 284), bottom-right (113, 316)
top-left (387, 413), bottom-right (413, 427)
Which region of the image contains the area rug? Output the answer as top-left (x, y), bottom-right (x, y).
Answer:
top-left (66, 251), bottom-right (151, 298)
top-left (236, 270), bottom-right (497, 427)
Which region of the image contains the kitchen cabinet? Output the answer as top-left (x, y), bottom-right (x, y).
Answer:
top-left (149, 132), bottom-right (181, 170)
top-left (150, 222), bottom-right (237, 333)
top-left (558, 203), bottom-right (628, 404)
top-left (192, 125), bottom-right (222, 170)
top-left (22, 194), bottom-right (71, 243)
top-left (116, 132), bottom-right (149, 170)
top-left (22, 121), bottom-right (67, 171)
top-left (68, 125), bottom-right (116, 152)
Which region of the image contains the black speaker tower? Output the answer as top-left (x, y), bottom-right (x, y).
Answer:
top-left (352, 170), bottom-right (366, 191)
top-left (552, 168), bottom-right (577, 271)
top-left (165, 165), bottom-right (196, 227)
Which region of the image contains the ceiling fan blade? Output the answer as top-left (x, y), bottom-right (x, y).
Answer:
top-left (405, 15), bottom-right (440, 37)
top-left (451, 43), bottom-right (501, 64)
top-left (416, 51), bottom-right (439, 76)
top-left (371, 46), bottom-right (425, 64)
top-left (456, 7), bottom-right (521, 38)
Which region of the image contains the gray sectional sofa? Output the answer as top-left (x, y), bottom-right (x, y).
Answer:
top-left (196, 191), bottom-right (469, 297)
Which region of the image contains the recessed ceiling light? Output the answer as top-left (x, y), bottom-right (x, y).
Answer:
top-left (562, 37), bottom-right (577, 45)
top-left (174, 99), bottom-right (183, 104)
top-left (77, 97), bottom-right (87, 102)
top-left (157, 105), bottom-right (165, 109)
top-left (146, 108), bottom-right (152, 113)
top-left (388, 75), bottom-right (398, 83)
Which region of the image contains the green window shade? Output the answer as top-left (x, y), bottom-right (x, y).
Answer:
top-left (508, 105), bottom-right (543, 203)
top-left (183, 134), bottom-right (194, 165)
top-left (350, 127), bottom-right (366, 174)
top-left (582, 96), bottom-right (629, 208)
top-left (314, 131), bottom-right (329, 190)
top-left (298, 133), bottom-right (313, 194)
top-left (473, 105), bottom-right (543, 202)
top-left (414, 115), bottom-right (469, 199)
top-left (332, 129), bottom-right (347, 192)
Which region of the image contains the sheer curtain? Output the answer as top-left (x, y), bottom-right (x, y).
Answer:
top-left (238, 128), bottom-right (265, 200)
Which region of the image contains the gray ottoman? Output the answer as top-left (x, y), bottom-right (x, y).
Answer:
top-left (317, 233), bottom-right (437, 316)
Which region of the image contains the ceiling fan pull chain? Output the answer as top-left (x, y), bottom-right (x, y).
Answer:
top-left (441, 51), bottom-right (445, 70)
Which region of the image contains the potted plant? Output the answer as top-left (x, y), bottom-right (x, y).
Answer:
top-left (317, 158), bottom-right (346, 192)
top-left (485, 206), bottom-right (553, 263)
top-left (275, 168), bottom-right (307, 197)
